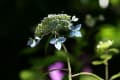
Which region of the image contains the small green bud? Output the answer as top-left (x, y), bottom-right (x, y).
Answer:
top-left (96, 40), bottom-right (113, 55)
top-left (96, 40), bottom-right (113, 49)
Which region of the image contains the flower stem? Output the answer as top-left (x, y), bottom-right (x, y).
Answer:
top-left (62, 44), bottom-right (72, 80)
top-left (104, 61), bottom-right (109, 80)
top-left (55, 32), bottom-right (72, 80)
top-left (67, 57), bottom-right (72, 80)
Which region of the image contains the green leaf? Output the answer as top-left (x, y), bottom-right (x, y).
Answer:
top-left (108, 48), bottom-right (119, 54)
top-left (110, 72), bottom-right (120, 80)
top-left (100, 54), bottom-right (112, 61)
top-left (92, 61), bottom-right (104, 65)
top-left (78, 72), bottom-right (103, 80)
top-left (96, 24), bottom-right (120, 47)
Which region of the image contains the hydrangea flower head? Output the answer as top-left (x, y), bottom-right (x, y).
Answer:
top-left (27, 14), bottom-right (82, 48)
top-left (35, 14), bottom-right (72, 37)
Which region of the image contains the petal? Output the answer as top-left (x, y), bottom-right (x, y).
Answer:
top-left (27, 38), bottom-right (32, 46)
top-left (57, 37), bottom-right (66, 43)
top-left (30, 40), bottom-right (37, 47)
top-left (48, 62), bottom-right (64, 80)
top-left (71, 24), bottom-right (81, 31)
top-left (74, 31), bottom-right (82, 37)
top-left (34, 36), bottom-right (41, 45)
top-left (69, 25), bottom-right (74, 30)
top-left (49, 71), bottom-right (64, 80)
top-left (71, 16), bottom-right (79, 22)
top-left (55, 42), bottom-right (62, 50)
top-left (50, 38), bottom-right (57, 44)
top-left (35, 39), bottom-right (40, 45)
top-left (27, 39), bottom-right (37, 48)
top-left (48, 62), bottom-right (64, 70)
top-left (74, 24), bottom-right (81, 31)
top-left (35, 36), bottom-right (41, 40)
top-left (70, 31), bottom-right (82, 37)
top-left (70, 31), bottom-right (75, 37)
top-left (99, 0), bottom-right (109, 8)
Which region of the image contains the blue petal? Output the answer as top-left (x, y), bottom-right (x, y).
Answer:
top-left (50, 38), bottom-right (57, 44)
top-left (70, 31), bottom-right (82, 37)
top-left (57, 37), bottom-right (66, 43)
top-left (35, 36), bottom-right (41, 40)
top-left (30, 40), bottom-right (37, 48)
top-left (71, 24), bottom-right (81, 31)
top-left (70, 31), bottom-right (75, 37)
top-left (74, 31), bottom-right (82, 37)
top-left (35, 39), bottom-right (40, 45)
top-left (27, 39), bottom-right (37, 48)
top-left (55, 42), bottom-right (62, 50)
top-left (27, 38), bottom-right (32, 46)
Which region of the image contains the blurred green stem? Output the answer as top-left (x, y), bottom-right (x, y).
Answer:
top-left (62, 44), bottom-right (72, 80)
top-left (55, 32), bottom-right (72, 80)
top-left (104, 61), bottom-right (109, 80)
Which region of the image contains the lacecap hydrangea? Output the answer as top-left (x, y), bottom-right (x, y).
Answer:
top-left (27, 14), bottom-right (82, 50)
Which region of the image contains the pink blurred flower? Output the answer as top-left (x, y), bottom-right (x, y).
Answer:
top-left (48, 62), bottom-right (64, 80)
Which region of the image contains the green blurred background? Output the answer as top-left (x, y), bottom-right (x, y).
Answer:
top-left (1, 0), bottom-right (120, 80)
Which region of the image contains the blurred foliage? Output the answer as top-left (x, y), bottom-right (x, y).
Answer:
top-left (110, 0), bottom-right (120, 6)
top-left (20, 70), bottom-right (40, 80)
top-left (96, 24), bottom-right (120, 47)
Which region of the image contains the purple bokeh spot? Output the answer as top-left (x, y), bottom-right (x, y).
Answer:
top-left (80, 53), bottom-right (92, 72)
top-left (82, 65), bottom-right (92, 72)
top-left (48, 62), bottom-right (64, 80)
